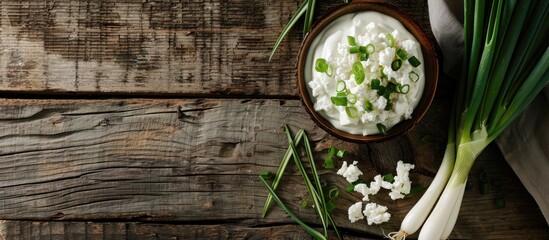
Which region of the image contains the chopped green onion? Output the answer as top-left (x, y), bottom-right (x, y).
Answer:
top-left (349, 46), bottom-right (360, 54)
top-left (409, 71), bottom-right (419, 82)
top-left (383, 173), bottom-right (395, 183)
top-left (376, 123), bottom-right (387, 135)
top-left (347, 36), bottom-right (357, 46)
top-left (324, 156), bottom-right (335, 169)
top-left (364, 99), bottom-right (374, 112)
top-left (260, 170), bottom-right (274, 180)
top-left (383, 86), bottom-right (392, 99)
top-left (409, 185), bottom-right (425, 194)
top-left (336, 80), bottom-right (346, 92)
top-left (315, 58), bottom-right (328, 72)
top-left (344, 179), bottom-right (364, 192)
top-left (330, 96), bottom-right (347, 106)
top-left (371, 79), bottom-right (381, 90)
top-left (355, 72), bottom-right (365, 85)
top-left (347, 93), bottom-right (357, 104)
top-left (396, 48), bottom-right (408, 60)
top-left (386, 82), bottom-right (397, 93)
top-left (336, 149), bottom-right (346, 158)
top-left (328, 147), bottom-right (337, 156)
top-left (345, 106), bottom-right (358, 118)
top-left (379, 66), bottom-right (387, 78)
top-left (384, 101), bottom-right (393, 110)
top-left (391, 59), bottom-right (402, 71)
top-left (301, 199), bottom-right (308, 208)
top-left (360, 53), bottom-right (368, 61)
top-left (408, 56), bottom-right (421, 67)
top-left (398, 84), bottom-right (410, 94)
top-left (353, 62), bottom-right (365, 85)
top-left (328, 188), bottom-right (340, 200)
top-left (385, 33), bottom-right (395, 47)
top-left (326, 65), bottom-right (334, 77)
top-left (359, 46), bottom-right (367, 53)
top-left (377, 85), bottom-right (386, 96)
top-left (365, 44), bottom-right (375, 54)
top-left (336, 91), bottom-right (347, 98)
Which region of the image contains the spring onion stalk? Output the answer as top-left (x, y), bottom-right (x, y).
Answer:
top-left (390, 0), bottom-right (549, 239)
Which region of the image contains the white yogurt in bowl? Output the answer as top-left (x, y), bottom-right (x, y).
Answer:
top-left (304, 11), bottom-right (425, 136)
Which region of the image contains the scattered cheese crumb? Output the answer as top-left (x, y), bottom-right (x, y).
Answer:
top-left (337, 161), bottom-right (363, 183)
top-left (363, 202), bottom-right (391, 225)
top-left (388, 160), bottom-right (415, 200)
top-left (348, 202), bottom-right (364, 223)
top-left (353, 183), bottom-right (370, 201)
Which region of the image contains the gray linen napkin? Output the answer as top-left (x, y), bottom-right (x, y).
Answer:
top-left (427, 0), bottom-right (549, 224)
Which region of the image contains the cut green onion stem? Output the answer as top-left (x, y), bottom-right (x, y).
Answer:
top-left (396, 48), bottom-right (408, 60)
top-left (336, 80), bottom-right (346, 92)
top-left (392, 59), bottom-right (402, 71)
top-left (409, 71), bottom-right (420, 82)
top-left (408, 56), bottom-right (421, 67)
top-left (385, 33), bottom-right (395, 47)
top-left (347, 36), bottom-right (357, 46)
top-left (345, 106), bottom-right (358, 118)
top-left (376, 123), bottom-right (387, 135)
top-left (330, 96), bottom-right (347, 106)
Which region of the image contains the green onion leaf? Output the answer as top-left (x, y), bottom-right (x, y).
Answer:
top-left (391, 59), bottom-right (402, 71)
top-left (269, 0), bottom-right (308, 60)
top-left (260, 170), bottom-right (274, 180)
top-left (347, 36), bottom-right (357, 46)
top-left (408, 56), bottom-right (421, 67)
top-left (371, 79), bottom-right (381, 90)
top-left (364, 99), bottom-right (374, 112)
top-left (377, 123), bottom-right (387, 135)
top-left (331, 96), bottom-right (347, 106)
top-left (396, 48), bottom-right (408, 60)
top-left (345, 106), bottom-right (359, 118)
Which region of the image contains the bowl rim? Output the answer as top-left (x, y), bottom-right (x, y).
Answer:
top-left (296, 1), bottom-right (439, 143)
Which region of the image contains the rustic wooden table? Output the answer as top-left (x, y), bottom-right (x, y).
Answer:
top-left (0, 0), bottom-right (547, 239)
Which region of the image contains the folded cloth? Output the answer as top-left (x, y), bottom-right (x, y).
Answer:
top-left (428, 0), bottom-right (549, 224)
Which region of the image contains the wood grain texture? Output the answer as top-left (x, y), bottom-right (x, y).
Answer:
top-left (0, 98), bottom-right (546, 239)
top-left (0, 0), bottom-right (430, 96)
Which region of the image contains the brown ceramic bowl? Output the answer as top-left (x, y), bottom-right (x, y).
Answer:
top-left (296, 1), bottom-right (439, 142)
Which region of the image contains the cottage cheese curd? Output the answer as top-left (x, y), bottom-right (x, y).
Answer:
top-left (305, 12), bottom-right (425, 135)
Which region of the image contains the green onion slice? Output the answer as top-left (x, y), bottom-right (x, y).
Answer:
top-left (377, 85), bottom-right (386, 96)
top-left (347, 36), bottom-right (357, 46)
top-left (398, 84), bottom-right (410, 94)
top-left (345, 106), bottom-right (359, 118)
top-left (371, 79), bottom-right (381, 90)
top-left (353, 62), bottom-right (365, 85)
top-left (365, 44), bottom-right (375, 54)
top-left (377, 123), bottom-right (387, 135)
top-left (409, 71), bottom-right (419, 82)
top-left (383, 173), bottom-right (395, 183)
top-left (326, 65), bottom-right (334, 77)
top-left (384, 101), bottom-right (393, 110)
top-left (328, 147), bottom-right (337, 156)
top-left (349, 46), bottom-right (360, 54)
top-left (396, 48), bottom-right (408, 60)
top-left (347, 93), bottom-right (357, 104)
top-left (408, 56), bottom-right (421, 67)
top-left (336, 80), bottom-right (346, 92)
top-left (379, 66), bottom-right (387, 78)
top-left (337, 91), bottom-right (347, 98)
top-left (344, 179), bottom-right (365, 192)
top-left (391, 59), bottom-right (402, 71)
top-left (330, 96), bottom-right (347, 106)
top-left (301, 199), bottom-right (308, 208)
top-left (315, 58), bottom-right (328, 72)
top-left (364, 99), bottom-right (374, 112)
top-left (336, 149), bottom-right (346, 158)
top-left (385, 33), bottom-right (395, 47)
top-left (324, 156), bottom-right (335, 169)
top-left (360, 53), bottom-right (368, 61)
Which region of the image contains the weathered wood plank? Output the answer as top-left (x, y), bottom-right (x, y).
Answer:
top-left (0, 98), bottom-right (546, 239)
top-left (0, 0), bottom-right (430, 96)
